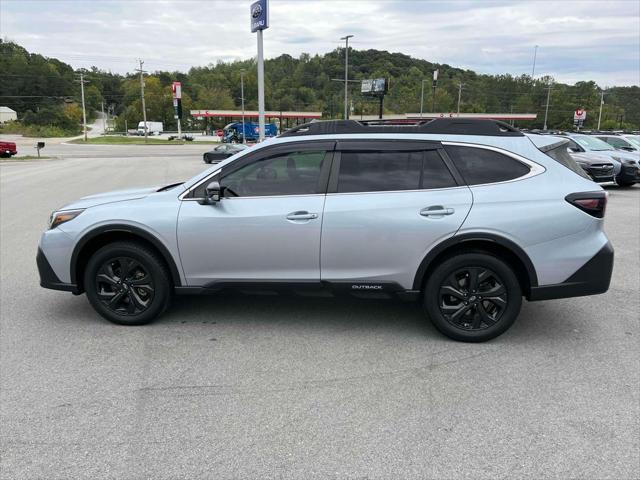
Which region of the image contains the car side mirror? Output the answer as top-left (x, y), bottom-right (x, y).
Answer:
top-left (567, 147), bottom-right (580, 153)
top-left (202, 180), bottom-right (221, 205)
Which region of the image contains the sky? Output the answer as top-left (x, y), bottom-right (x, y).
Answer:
top-left (1, 0), bottom-right (639, 86)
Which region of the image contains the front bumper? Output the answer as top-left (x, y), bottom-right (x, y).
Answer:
top-left (37, 248), bottom-right (79, 294)
top-left (583, 165), bottom-right (614, 183)
top-left (528, 242), bottom-right (614, 301)
top-left (616, 164), bottom-right (639, 183)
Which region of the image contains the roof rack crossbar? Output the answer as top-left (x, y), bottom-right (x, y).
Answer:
top-left (279, 118), bottom-right (523, 137)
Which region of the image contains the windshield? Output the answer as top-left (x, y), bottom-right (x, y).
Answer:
top-left (572, 135), bottom-right (615, 151)
top-left (624, 136), bottom-right (640, 148)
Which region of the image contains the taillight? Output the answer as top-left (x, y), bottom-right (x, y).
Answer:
top-left (565, 191), bottom-right (607, 218)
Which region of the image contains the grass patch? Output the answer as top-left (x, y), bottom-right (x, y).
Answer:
top-left (0, 122), bottom-right (80, 138)
top-left (69, 136), bottom-right (219, 145)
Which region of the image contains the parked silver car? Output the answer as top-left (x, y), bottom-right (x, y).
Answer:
top-left (559, 133), bottom-right (639, 186)
top-left (38, 119), bottom-right (614, 342)
top-left (595, 134), bottom-right (640, 155)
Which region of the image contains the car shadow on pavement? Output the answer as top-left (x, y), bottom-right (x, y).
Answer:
top-left (48, 290), bottom-right (587, 343)
top-left (164, 292), bottom-right (435, 337)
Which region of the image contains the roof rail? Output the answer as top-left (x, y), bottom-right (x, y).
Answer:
top-left (279, 118), bottom-right (524, 138)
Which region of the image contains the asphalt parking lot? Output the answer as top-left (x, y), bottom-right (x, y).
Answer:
top-left (1, 143), bottom-right (638, 479)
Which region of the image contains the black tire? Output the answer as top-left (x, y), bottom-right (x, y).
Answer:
top-left (204, 154), bottom-right (211, 164)
top-left (423, 252), bottom-right (522, 342)
top-left (84, 241), bottom-right (171, 325)
top-left (616, 179), bottom-right (635, 187)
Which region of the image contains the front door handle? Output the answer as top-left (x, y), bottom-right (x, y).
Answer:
top-left (420, 206), bottom-right (455, 217)
top-left (286, 211), bottom-right (318, 221)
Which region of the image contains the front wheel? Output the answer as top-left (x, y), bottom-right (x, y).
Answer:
top-left (84, 242), bottom-right (171, 325)
top-left (616, 179), bottom-right (635, 187)
top-left (423, 252), bottom-right (522, 342)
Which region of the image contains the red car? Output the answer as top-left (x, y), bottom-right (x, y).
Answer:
top-left (0, 141), bottom-right (17, 158)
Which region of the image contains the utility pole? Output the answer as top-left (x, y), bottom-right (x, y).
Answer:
top-left (543, 83), bottom-right (552, 130)
top-left (431, 69), bottom-right (438, 113)
top-left (136, 59), bottom-right (148, 143)
top-left (101, 100), bottom-right (106, 133)
top-left (76, 72), bottom-right (88, 142)
top-left (531, 45), bottom-right (539, 78)
top-left (240, 69), bottom-right (246, 144)
top-left (456, 82), bottom-right (463, 116)
top-left (341, 34), bottom-right (354, 120)
top-left (597, 90), bottom-right (605, 130)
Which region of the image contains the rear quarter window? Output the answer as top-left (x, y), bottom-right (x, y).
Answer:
top-left (444, 145), bottom-right (530, 185)
top-left (543, 144), bottom-right (591, 180)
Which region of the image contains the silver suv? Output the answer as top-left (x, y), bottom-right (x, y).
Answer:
top-left (37, 119), bottom-right (614, 342)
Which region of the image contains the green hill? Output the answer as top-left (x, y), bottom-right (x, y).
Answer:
top-left (1, 39), bottom-right (638, 134)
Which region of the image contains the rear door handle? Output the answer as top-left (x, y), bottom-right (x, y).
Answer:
top-left (420, 206), bottom-right (455, 217)
top-left (286, 211), bottom-right (318, 221)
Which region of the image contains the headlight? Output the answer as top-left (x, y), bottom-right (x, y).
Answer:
top-left (622, 159), bottom-right (636, 166)
top-left (49, 209), bottom-right (84, 229)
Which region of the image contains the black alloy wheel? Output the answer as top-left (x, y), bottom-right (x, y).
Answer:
top-left (84, 242), bottom-right (171, 325)
top-left (95, 257), bottom-right (155, 316)
top-left (438, 267), bottom-right (507, 330)
top-left (424, 252), bottom-right (522, 342)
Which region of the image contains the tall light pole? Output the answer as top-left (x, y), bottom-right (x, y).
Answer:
top-left (457, 82), bottom-right (464, 116)
top-left (136, 59), bottom-right (148, 143)
top-left (240, 69), bottom-right (246, 144)
top-left (531, 45), bottom-right (539, 78)
top-left (431, 69), bottom-right (438, 113)
top-left (251, 0), bottom-right (269, 141)
top-left (341, 34), bottom-right (354, 120)
top-left (597, 90), bottom-right (605, 130)
top-left (543, 82), bottom-right (552, 130)
top-left (419, 79), bottom-right (428, 118)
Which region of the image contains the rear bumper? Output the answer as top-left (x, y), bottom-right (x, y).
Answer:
top-left (528, 241), bottom-right (614, 301)
top-left (37, 248), bottom-right (79, 294)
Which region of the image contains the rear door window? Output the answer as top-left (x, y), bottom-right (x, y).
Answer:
top-left (336, 148), bottom-right (456, 193)
top-left (444, 145), bottom-right (530, 185)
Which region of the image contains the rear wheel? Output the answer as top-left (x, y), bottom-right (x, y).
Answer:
top-left (424, 252), bottom-right (522, 342)
top-left (84, 242), bottom-right (171, 325)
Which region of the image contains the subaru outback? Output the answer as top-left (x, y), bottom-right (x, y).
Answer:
top-left (37, 119), bottom-right (614, 342)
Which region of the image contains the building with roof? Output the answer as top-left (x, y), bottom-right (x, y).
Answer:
top-left (0, 107), bottom-right (17, 124)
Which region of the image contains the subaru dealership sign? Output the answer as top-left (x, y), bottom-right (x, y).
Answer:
top-left (250, 0), bottom-right (269, 32)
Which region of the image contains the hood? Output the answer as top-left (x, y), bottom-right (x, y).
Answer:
top-left (570, 152), bottom-right (614, 166)
top-left (59, 186), bottom-right (159, 210)
top-left (578, 150), bottom-right (638, 164)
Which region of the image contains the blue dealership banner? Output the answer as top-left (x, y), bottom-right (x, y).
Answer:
top-left (250, 0), bottom-right (269, 32)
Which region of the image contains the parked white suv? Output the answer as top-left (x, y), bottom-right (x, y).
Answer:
top-left (38, 119), bottom-right (614, 342)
